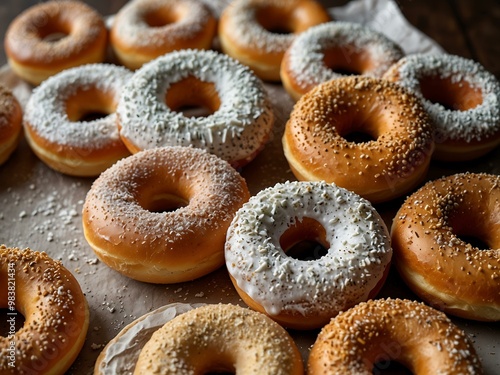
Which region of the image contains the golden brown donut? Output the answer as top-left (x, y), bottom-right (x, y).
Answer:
top-left (23, 64), bottom-right (132, 177)
top-left (110, 0), bottom-right (217, 70)
top-left (0, 85), bottom-right (22, 166)
top-left (391, 173), bottom-right (500, 321)
top-left (219, 0), bottom-right (330, 81)
top-left (384, 54), bottom-right (500, 161)
top-left (0, 245), bottom-right (89, 374)
top-left (4, 0), bottom-right (107, 85)
top-left (82, 146), bottom-right (250, 284)
top-left (134, 304), bottom-right (304, 375)
top-left (308, 298), bottom-right (483, 375)
top-left (283, 76), bottom-right (435, 203)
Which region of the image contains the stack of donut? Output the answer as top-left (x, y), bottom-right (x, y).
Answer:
top-left (2, 0), bottom-right (499, 373)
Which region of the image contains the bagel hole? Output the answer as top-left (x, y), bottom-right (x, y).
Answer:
top-left (280, 217), bottom-right (329, 261)
top-left (373, 360), bottom-right (413, 375)
top-left (145, 193), bottom-right (189, 213)
top-left (323, 47), bottom-right (369, 76)
top-left (456, 235), bottom-right (490, 250)
top-left (0, 308), bottom-right (26, 336)
top-left (255, 7), bottom-right (295, 34)
top-left (165, 76), bottom-right (220, 118)
top-left (343, 131), bottom-right (377, 143)
top-left (419, 76), bottom-right (482, 111)
top-left (448, 209), bottom-right (495, 250)
top-left (65, 88), bottom-right (115, 122)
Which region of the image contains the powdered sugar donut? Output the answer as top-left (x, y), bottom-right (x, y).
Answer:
top-left (117, 49), bottom-right (274, 169)
top-left (281, 21), bottom-right (404, 101)
top-left (225, 180), bottom-right (392, 330)
top-left (110, 0), bottom-right (216, 70)
top-left (219, 0), bottom-right (330, 81)
top-left (384, 53), bottom-right (500, 161)
top-left (23, 64), bottom-right (132, 176)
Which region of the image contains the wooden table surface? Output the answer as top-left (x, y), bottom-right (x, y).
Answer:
top-left (0, 1), bottom-right (499, 374)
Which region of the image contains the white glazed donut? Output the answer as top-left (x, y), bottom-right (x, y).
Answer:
top-left (384, 53), bottom-right (500, 161)
top-left (225, 180), bottom-right (392, 330)
top-left (117, 49), bottom-right (274, 169)
top-left (281, 21), bottom-right (404, 101)
top-left (23, 64), bottom-right (132, 176)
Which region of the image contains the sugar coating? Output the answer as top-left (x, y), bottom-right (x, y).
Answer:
top-left (309, 298), bottom-right (483, 374)
top-left (225, 180), bottom-right (392, 317)
top-left (117, 49), bottom-right (274, 164)
top-left (112, 0), bottom-right (212, 48)
top-left (286, 21), bottom-right (404, 90)
top-left (24, 63), bottom-right (132, 149)
top-left (134, 304), bottom-right (301, 374)
top-left (390, 53), bottom-right (500, 143)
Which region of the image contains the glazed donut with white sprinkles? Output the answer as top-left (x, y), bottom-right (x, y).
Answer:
top-left (281, 21), bottom-right (404, 101)
top-left (391, 172), bottom-right (500, 321)
top-left (384, 53), bottom-right (500, 161)
top-left (308, 298), bottom-right (483, 375)
top-left (0, 246), bottom-right (89, 375)
top-left (225, 180), bottom-right (392, 330)
top-left (117, 49), bottom-right (274, 169)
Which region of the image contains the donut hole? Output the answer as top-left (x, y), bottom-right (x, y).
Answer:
top-left (65, 88), bottom-right (115, 122)
top-left (419, 76), bottom-right (483, 111)
top-left (373, 359), bottom-right (413, 375)
top-left (280, 217), bottom-right (330, 261)
top-left (255, 6), bottom-right (296, 34)
top-left (323, 47), bottom-right (371, 76)
top-left (165, 76), bottom-right (220, 118)
top-left (336, 119), bottom-right (379, 144)
top-left (0, 308), bottom-right (26, 336)
top-left (143, 193), bottom-right (189, 213)
top-left (143, 6), bottom-right (181, 28)
top-left (37, 21), bottom-right (71, 43)
top-left (448, 215), bottom-right (494, 250)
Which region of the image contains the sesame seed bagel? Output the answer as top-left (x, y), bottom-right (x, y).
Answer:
top-left (4, 0), bottom-right (107, 85)
top-left (82, 146), bottom-right (250, 284)
top-left (0, 85), bottom-right (22, 165)
top-left (117, 49), bottom-right (274, 169)
top-left (0, 246), bottom-right (89, 375)
top-left (23, 64), bottom-right (132, 177)
top-left (219, 0), bottom-right (330, 81)
top-left (384, 53), bottom-right (500, 161)
top-left (281, 21), bottom-right (404, 101)
top-left (391, 173), bottom-right (500, 321)
top-left (225, 181), bottom-right (392, 330)
top-left (308, 298), bottom-right (483, 375)
top-left (283, 76), bottom-right (435, 203)
top-left (133, 304), bottom-right (304, 375)
top-left (110, 0), bottom-right (216, 70)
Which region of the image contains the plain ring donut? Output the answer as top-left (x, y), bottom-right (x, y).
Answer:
top-left (110, 0), bottom-right (217, 70)
top-left (133, 304), bottom-right (304, 375)
top-left (23, 64), bottom-right (132, 177)
top-left (0, 245), bottom-right (89, 374)
top-left (0, 85), bottom-right (23, 165)
top-left (308, 298), bottom-right (483, 375)
top-left (82, 146), bottom-right (250, 284)
top-left (281, 21), bottom-right (404, 101)
top-left (384, 53), bottom-right (500, 161)
top-left (219, 0), bottom-right (330, 81)
top-left (225, 180), bottom-right (392, 330)
top-left (283, 76), bottom-right (435, 203)
top-left (391, 172), bottom-right (500, 321)
top-left (117, 49), bottom-right (274, 169)
top-left (4, 0), bottom-right (107, 85)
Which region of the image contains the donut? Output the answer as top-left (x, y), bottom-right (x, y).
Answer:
top-left (308, 298), bottom-right (483, 374)
top-left (281, 21), bottom-right (404, 101)
top-left (23, 64), bottom-right (132, 177)
top-left (0, 85), bottom-right (23, 165)
top-left (383, 53), bottom-right (500, 161)
top-left (82, 146), bottom-right (250, 284)
top-left (95, 303), bottom-right (204, 374)
top-left (0, 245), bottom-right (89, 374)
top-left (117, 49), bottom-right (274, 169)
top-left (225, 180), bottom-right (392, 330)
top-left (391, 172), bottom-right (500, 321)
top-left (218, 0), bottom-right (330, 81)
top-left (4, 0), bottom-right (107, 85)
top-left (110, 0), bottom-right (217, 70)
top-left (282, 76), bottom-right (435, 203)
top-left (133, 304), bottom-right (304, 375)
